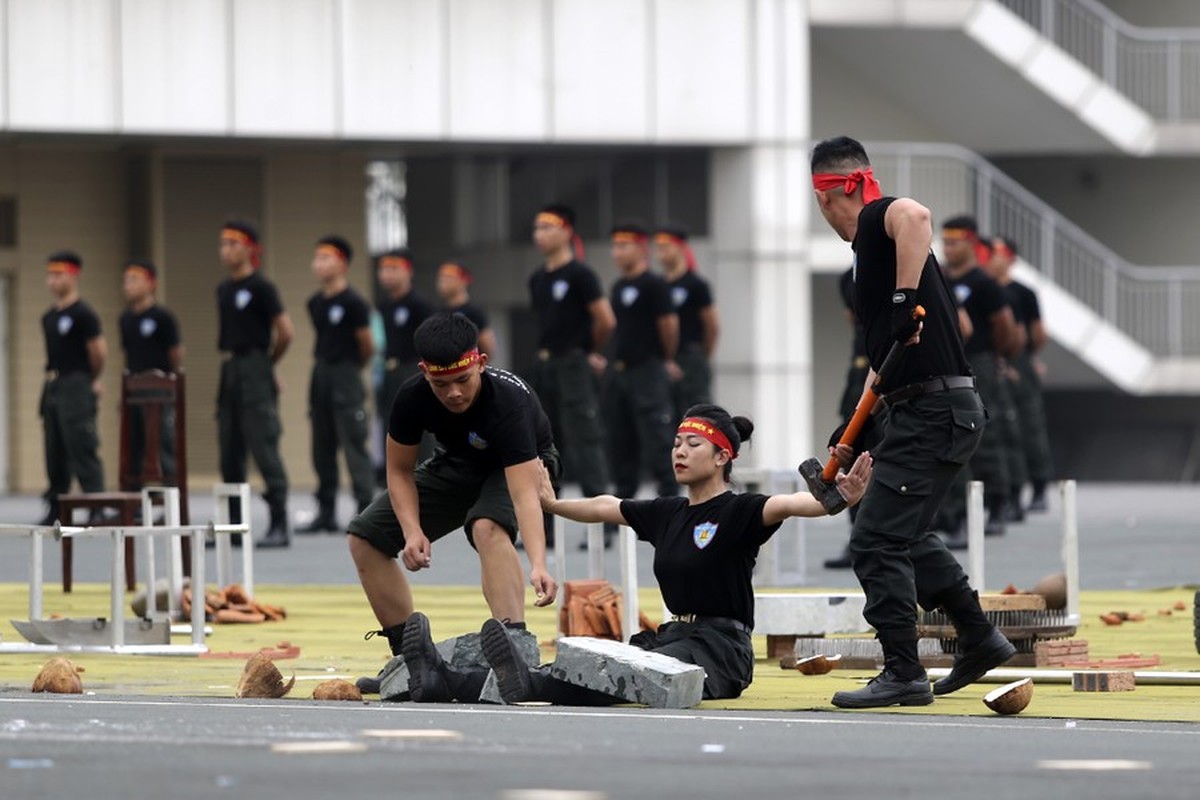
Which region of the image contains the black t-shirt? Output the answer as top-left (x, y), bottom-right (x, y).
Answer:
top-left (667, 271), bottom-right (713, 347)
top-left (853, 198), bottom-right (970, 386)
top-left (947, 267), bottom-right (1008, 356)
top-left (611, 270), bottom-right (674, 365)
top-left (839, 267), bottom-right (867, 359)
top-left (217, 272), bottom-right (284, 354)
top-left (1007, 281), bottom-right (1042, 353)
top-left (308, 287), bottom-right (370, 364)
top-left (389, 366), bottom-right (554, 469)
top-left (120, 305), bottom-right (181, 372)
top-left (449, 302), bottom-right (489, 333)
top-left (528, 260), bottom-right (605, 354)
top-left (620, 491), bottom-right (781, 629)
top-left (42, 300), bottom-right (102, 374)
top-left (379, 290), bottom-right (435, 363)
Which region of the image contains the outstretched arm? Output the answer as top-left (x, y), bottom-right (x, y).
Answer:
top-left (536, 462), bottom-right (627, 526)
top-left (762, 451), bottom-right (873, 526)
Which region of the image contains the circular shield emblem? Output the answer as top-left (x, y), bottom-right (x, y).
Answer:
top-left (328, 304), bottom-right (345, 325)
top-left (620, 286), bottom-right (639, 307)
top-left (551, 279), bottom-right (569, 301)
top-left (234, 288), bottom-right (252, 310)
top-left (56, 315), bottom-right (73, 335)
top-left (671, 286), bottom-right (688, 308)
top-left (139, 317), bottom-right (157, 337)
top-left (393, 306), bottom-right (410, 327)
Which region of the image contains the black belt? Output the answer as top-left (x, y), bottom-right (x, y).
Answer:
top-left (671, 614), bottom-right (752, 635)
top-left (881, 375), bottom-right (975, 409)
top-left (44, 370), bottom-right (87, 381)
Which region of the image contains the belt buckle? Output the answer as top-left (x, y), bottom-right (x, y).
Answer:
top-left (537, 349), bottom-right (551, 361)
top-left (385, 358), bottom-right (399, 370)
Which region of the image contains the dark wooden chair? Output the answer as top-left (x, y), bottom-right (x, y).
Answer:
top-left (58, 371), bottom-right (189, 592)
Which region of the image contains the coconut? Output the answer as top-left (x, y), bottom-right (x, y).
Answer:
top-left (32, 657), bottom-right (84, 694)
top-left (794, 654), bottom-right (842, 675)
top-left (312, 679), bottom-right (363, 702)
top-left (983, 678), bottom-right (1033, 715)
top-left (1029, 572), bottom-right (1067, 610)
top-left (235, 651), bottom-right (295, 699)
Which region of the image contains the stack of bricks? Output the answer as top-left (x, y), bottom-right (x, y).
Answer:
top-left (1033, 638), bottom-right (1088, 667)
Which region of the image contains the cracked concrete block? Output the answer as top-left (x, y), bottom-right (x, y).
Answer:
top-left (549, 636), bottom-right (704, 709)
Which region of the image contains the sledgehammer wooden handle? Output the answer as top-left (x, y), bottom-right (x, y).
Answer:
top-left (820, 304), bottom-right (925, 483)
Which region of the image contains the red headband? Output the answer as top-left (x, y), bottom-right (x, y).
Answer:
top-left (420, 348), bottom-right (481, 376)
top-left (221, 227), bottom-right (262, 268)
top-left (812, 168), bottom-right (882, 204)
top-left (439, 263), bottom-right (472, 284)
top-left (125, 265), bottom-right (156, 283)
top-left (654, 233), bottom-right (697, 271)
top-left (379, 255), bottom-right (412, 271)
top-left (47, 260), bottom-right (82, 275)
top-left (316, 244), bottom-right (348, 264)
top-left (677, 417), bottom-right (737, 459)
top-left (536, 212), bottom-right (585, 261)
top-left (612, 231), bottom-right (647, 246)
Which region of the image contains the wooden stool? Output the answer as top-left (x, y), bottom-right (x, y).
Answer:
top-left (57, 492), bottom-right (140, 593)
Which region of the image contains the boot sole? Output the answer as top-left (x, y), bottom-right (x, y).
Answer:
top-left (933, 639), bottom-right (1018, 696)
top-left (831, 690), bottom-right (934, 709)
top-left (480, 619), bottom-right (533, 704)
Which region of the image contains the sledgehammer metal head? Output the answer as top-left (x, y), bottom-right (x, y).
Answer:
top-left (799, 457), bottom-right (847, 515)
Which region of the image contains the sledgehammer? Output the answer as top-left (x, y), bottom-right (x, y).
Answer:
top-left (799, 304), bottom-right (925, 514)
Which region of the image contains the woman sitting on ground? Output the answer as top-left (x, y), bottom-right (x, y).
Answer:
top-left (476, 403), bottom-right (872, 706)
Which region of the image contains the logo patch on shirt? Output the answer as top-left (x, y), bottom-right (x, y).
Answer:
top-left (671, 286), bottom-right (688, 307)
top-left (328, 304), bottom-right (345, 325)
top-left (954, 284), bottom-right (972, 304)
top-left (467, 431), bottom-right (488, 450)
top-left (552, 279), bottom-right (569, 301)
top-left (235, 288), bottom-right (252, 310)
top-left (139, 317), bottom-right (157, 337)
top-left (56, 316), bottom-right (73, 336)
top-left (693, 522), bottom-right (718, 549)
top-left (620, 286), bottom-right (639, 307)
top-left (393, 306), bottom-right (410, 327)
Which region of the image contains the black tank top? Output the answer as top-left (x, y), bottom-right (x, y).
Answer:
top-left (852, 197), bottom-right (971, 388)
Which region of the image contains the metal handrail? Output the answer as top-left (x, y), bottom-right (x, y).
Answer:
top-left (812, 142), bottom-right (1200, 357)
top-left (996, 0), bottom-right (1200, 120)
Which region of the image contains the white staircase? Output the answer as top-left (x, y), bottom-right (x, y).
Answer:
top-left (810, 0), bottom-right (1200, 155)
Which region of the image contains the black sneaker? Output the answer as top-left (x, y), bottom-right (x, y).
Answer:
top-left (480, 618), bottom-right (534, 704)
top-left (932, 628), bottom-right (1017, 696)
top-left (402, 612), bottom-right (452, 703)
top-left (831, 669), bottom-right (933, 709)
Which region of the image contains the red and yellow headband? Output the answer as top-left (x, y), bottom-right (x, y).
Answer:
top-left (379, 255), bottom-right (412, 271)
top-left (439, 262), bottom-right (472, 284)
top-left (677, 417), bottom-right (737, 459)
top-left (47, 260), bottom-right (81, 275)
top-left (420, 348), bottom-right (481, 377)
top-left (124, 265), bottom-right (155, 282)
top-left (221, 228), bottom-right (256, 246)
top-left (611, 231), bottom-right (647, 245)
top-left (535, 211), bottom-right (569, 229)
top-left (316, 244), bottom-right (347, 263)
top-left (812, 168), bottom-right (882, 204)
top-left (941, 228), bottom-right (974, 241)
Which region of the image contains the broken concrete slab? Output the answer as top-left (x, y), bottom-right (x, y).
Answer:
top-left (548, 636), bottom-right (704, 709)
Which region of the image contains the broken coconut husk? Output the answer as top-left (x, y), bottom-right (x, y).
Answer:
top-left (235, 651), bottom-right (295, 699)
top-left (32, 657), bottom-right (84, 694)
top-left (312, 679), bottom-right (363, 702)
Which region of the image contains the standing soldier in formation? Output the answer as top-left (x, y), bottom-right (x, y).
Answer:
top-left (437, 260), bottom-right (497, 358)
top-left (988, 236), bottom-right (1053, 512)
top-left (527, 204), bottom-right (615, 536)
top-left (215, 220), bottom-right (293, 549)
top-left (119, 259), bottom-right (183, 486)
top-left (38, 251), bottom-right (106, 525)
top-left (297, 236), bottom-right (376, 537)
top-left (376, 248), bottom-right (435, 465)
top-left (654, 225), bottom-right (719, 423)
top-left (937, 216), bottom-right (1018, 544)
top-left (604, 222), bottom-right (679, 507)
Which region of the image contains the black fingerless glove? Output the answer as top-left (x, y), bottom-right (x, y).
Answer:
top-left (891, 288), bottom-right (920, 343)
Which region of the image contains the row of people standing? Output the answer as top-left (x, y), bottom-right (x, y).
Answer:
top-left (526, 205), bottom-right (720, 545)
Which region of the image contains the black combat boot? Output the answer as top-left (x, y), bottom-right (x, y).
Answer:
top-left (297, 502), bottom-right (338, 534)
top-left (402, 612), bottom-right (490, 703)
top-left (355, 622), bottom-right (407, 694)
top-left (1027, 481), bottom-right (1048, 512)
top-left (255, 505), bottom-right (290, 549)
top-left (931, 586), bottom-right (1016, 696)
top-left (831, 629), bottom-right (933, 709)
top-left (480, 617), bottom-right (536, 703)
top-left (37, 497), bottom-right (60, 527)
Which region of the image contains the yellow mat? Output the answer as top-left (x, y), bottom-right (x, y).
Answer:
top-left (1, 583), bottom-right (1196, 722)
